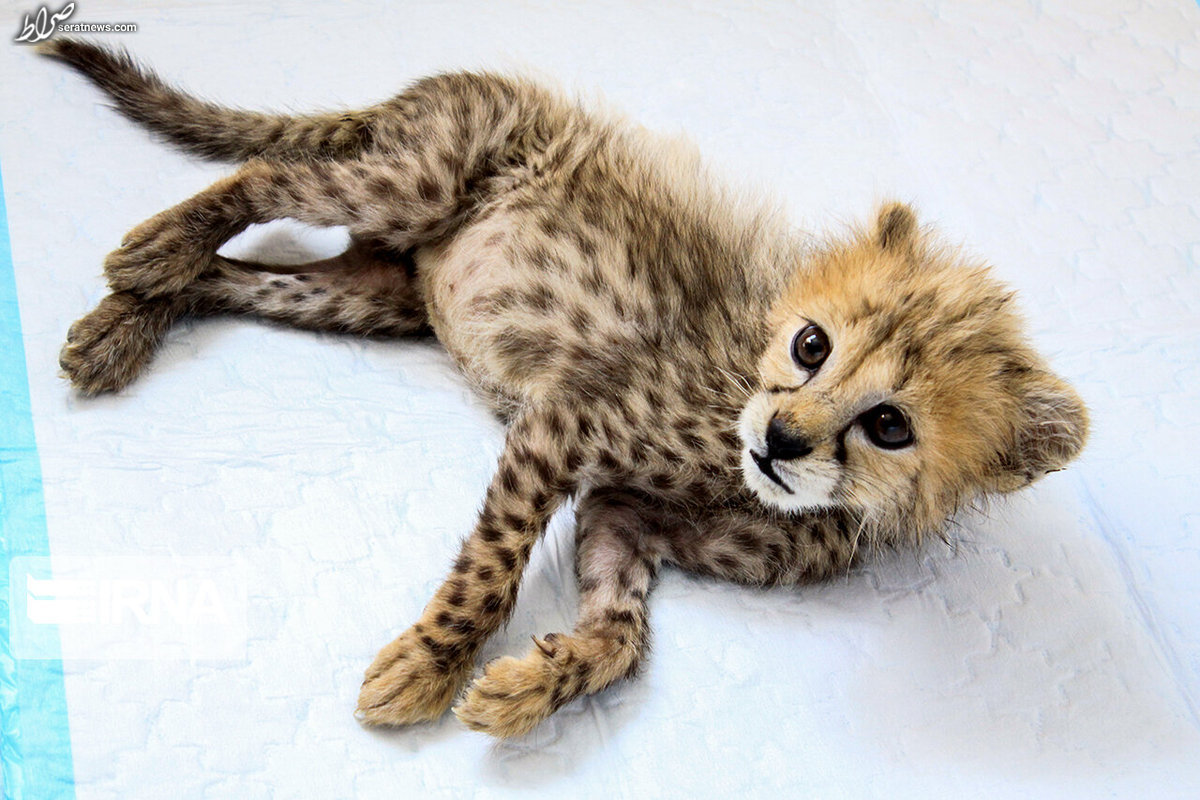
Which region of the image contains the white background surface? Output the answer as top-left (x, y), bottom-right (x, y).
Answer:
top-left (1, 1), bottom-right (1199, 797)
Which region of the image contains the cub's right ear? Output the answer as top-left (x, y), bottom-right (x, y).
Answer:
top-left (875, 202), bottom-right (919, 253)
top-left (988, 369), bottom-right (1090, 493)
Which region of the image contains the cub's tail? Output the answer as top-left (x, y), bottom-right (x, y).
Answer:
top-left (38, 38), bottom-right (373, 162)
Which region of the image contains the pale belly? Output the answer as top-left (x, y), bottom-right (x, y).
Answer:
top-left (414, 209), bottom-right (567, 411)
top-left (415, 200), bottom-right (661, 417)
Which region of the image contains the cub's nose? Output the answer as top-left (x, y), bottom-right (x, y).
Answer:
top-left (766, 417), bottom-right (812, 460)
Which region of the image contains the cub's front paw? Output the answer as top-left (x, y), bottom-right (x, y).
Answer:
top-left (453, 636), bottom-right (581, 739)
top-left (59, 292), bottom-right (176, 394)
top-left (103, 213), bottom-right (212, 298)
top-left (356, 626), bottom-right (475, 727)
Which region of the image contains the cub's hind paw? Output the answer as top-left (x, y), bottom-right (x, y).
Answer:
top-left (59, 292), bottom-right (179, 394)
top-left (103, 214), bottom-right (212, 298)
top-left (356, 626), bottom-right (475, 727)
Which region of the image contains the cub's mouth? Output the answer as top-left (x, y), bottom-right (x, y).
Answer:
top-left (737, 393), bottom-right (838, 513)
top-left (749, 449), bottom-right (792, 494)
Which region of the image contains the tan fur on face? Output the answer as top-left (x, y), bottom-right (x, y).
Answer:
top-left (745, 203), bottom-right (1089, 538)
top-left (44, 40), bottom-right (1089, 740)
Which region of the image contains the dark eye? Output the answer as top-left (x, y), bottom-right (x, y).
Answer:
top-left (861, 404), bottom-right (914, 449)
top-left (791, 324), bottom-right (831, 371)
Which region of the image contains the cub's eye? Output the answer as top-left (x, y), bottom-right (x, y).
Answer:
top-left (861, 404), bottom-right (914, 449)
top-left (791, 324), bottom-right (831, 371)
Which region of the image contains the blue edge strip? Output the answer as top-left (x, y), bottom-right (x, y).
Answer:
top-left (0, 164), bottom-right (76, 798)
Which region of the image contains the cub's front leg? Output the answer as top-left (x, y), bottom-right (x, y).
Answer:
top-left (663, 506), bottom-right (857, 586)
top-left (356, 406), bottom-right (587, 726)
top-left (453, 498), bottom-right (856, 738)
top-left (454, 488), bottom-right (665, 737)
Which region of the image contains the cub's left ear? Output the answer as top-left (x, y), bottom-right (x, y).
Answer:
top-left (989, 370), bottom-right (1090, 493)
top-left (875, 202), bottom-right (918, 253)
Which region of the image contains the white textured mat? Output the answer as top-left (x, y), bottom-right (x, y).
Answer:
top-left (2, 1), bottom-right (1198, 797)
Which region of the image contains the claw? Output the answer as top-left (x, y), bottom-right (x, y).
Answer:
top-left (532, 634), bottom-right (557, 657)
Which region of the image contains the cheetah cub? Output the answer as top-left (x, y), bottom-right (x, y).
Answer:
top-left (43, 39), bottom-right (1088, 738)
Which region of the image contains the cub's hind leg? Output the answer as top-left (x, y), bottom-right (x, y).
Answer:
top-left (59, 291), bottom-right (189, 395)
top-left (191, 237), bottom-right (429, 337)
top-left (94, 69), bottom-right (570, 299)
top-left (60, 237), bottom-right (427, 394)
top-left (455, 488), bottom-right (664, 738)
top-left (102, 154), bottom-right (466, 300)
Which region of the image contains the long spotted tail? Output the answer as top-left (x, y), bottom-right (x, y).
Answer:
top-left (38, 38), bottom-right (374, 162)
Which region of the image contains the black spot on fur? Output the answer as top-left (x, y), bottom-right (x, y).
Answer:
top-left (809, 519), bottom-right (827, 546)
top-left (497, 463), bottom-right (519, 493)
top-left (416, 177), bottom-right (442, 203)
top-left (494, 326), bottom-right (557, 375)
top-left (605, 609), bottom-right (636, 626)
top-left (528, 454), bottom-right (556, 485)
top-left (495, 546), bottom-right (517, 571)
top-left (877, 203), bottom-right (917, 251)
top-left (732, 531), bottom-right (759, 552)
top-left (446, 580), bottom-right (467, 607)
top-left (576, 414), bottom-right (595, 439)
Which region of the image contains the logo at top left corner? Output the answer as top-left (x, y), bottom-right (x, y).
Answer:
top-left (13, 2), bottom-right (75, 44)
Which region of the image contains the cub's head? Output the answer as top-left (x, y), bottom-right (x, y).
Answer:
top-left (739, 203), bottom-right (1088, 537)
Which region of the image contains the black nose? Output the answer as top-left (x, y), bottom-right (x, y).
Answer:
top-left (766, 417), bottom-right (812, 460)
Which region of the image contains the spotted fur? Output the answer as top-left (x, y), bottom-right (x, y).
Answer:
top-left (44, 40), bottom-right (1088, 739)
